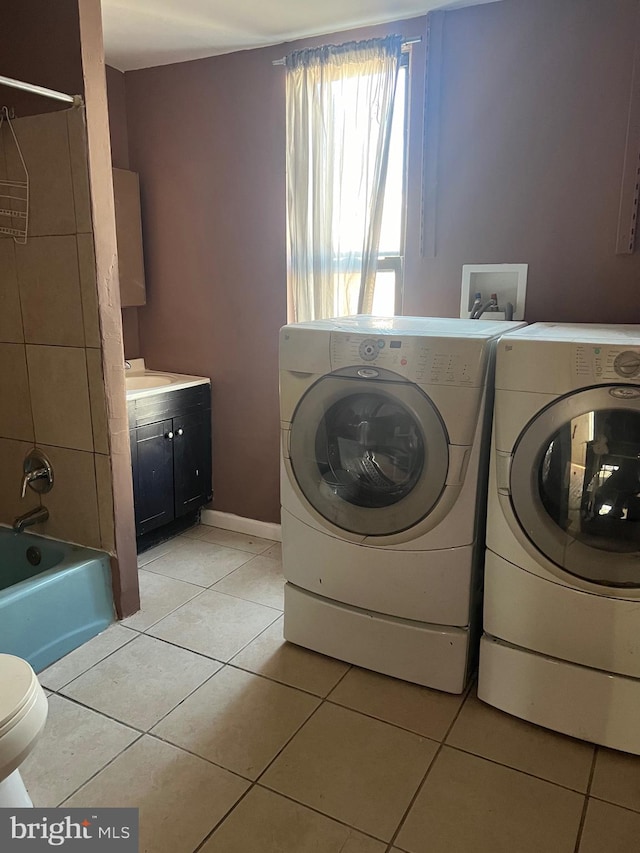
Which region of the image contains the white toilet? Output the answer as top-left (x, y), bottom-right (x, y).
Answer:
top-left (0, 654), bottom-right (48, 807)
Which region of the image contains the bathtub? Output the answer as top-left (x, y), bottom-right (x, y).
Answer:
top-left (0, 527), bottom-right (114, 672)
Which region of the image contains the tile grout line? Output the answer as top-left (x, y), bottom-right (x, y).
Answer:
top-left (142, 609), bottom-right (283, 659)
top-left (225, 660), bottom-right (342, 701)
top-left (319, 695), bottom-right (450, 745)
top-left (135, 528), bottom-right (277, 573)
top-left (55, 673), bottom-right (604, 853)
top-left (267, 669), bottom-right (351, 774)
top-left (47, 629), bottom-right (344, 791)
top-left (190, 664), bottom-right (359, 852)
top-left (49, 625), bottom-right (602, 800)
top-left (48, 661), bottom-right (636, 827)
top-left (141, 562), bottom-right (284, 607)
top-left (440, 742), bottom-right (597, 798)
top-left (195, 584), bottom-right (284, 613)
top-left (36, 535), bottom-right (625, 852)
top-left (49, 687), bottom-right (280, 799)
top-left (190, 679), bottom-right (332, 853)
top-left (5, 339), bottom-right (100, 349)
top-left (195, 539), bottom-right (276, 557)
top-left (53, 632), bottom-right (226, 720)
top-left (44, 578), bottom-right (286, 712)
top-left (42, 606), bottom-right (494, 764)
top-left (149, 531), bottom-right (261, 554)
top-left (225, 607), bottom-right (284, 664)
top-left (38, 636), bottom-right (637, 853)
top-left (57, 731), bottom-right (146, 808)
top-left (384, 678), bottom-right (475, 852)
top-left (253, 782), bottom-right (391, 847)
top-left (39, 628), bottom-right (141, 692)
top-left (45, 675), bottom-right (499, 853)
top-left (126, 585), bottom-right (209, 631)
top-left (253, 663), bottom-right (353, 782)
top-left (142, 728), bottom-right (254, 785)
top-left (121, 584), bottom-right (206, 633)
top-left (588, 793), bottom-right (640, 817)
top-left (190, 786), bottom-right (255, 852)
top-left (47, 681), bottom-right (254, 811)
top-left (42, 691), bottom-right (148, 737)
top-left (572, 747), bottom-right (598, 853)
top-left (42, 639), bottom-right (229, 754)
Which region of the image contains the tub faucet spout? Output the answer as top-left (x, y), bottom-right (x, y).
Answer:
top-left (13, 506), bottom-right (49, 533)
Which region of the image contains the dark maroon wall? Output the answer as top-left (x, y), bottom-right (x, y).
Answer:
top-left (126, 49), bottom-right (286, 521)
top-left (406, 0), bottom-right (640, 322)
top-left (126, 46), bottom-right (286, 522)
top-left (125, 19), bottom-right (425, 523)
top-left (0, 0), bottom-right (83, 116)
top-left (125, 0), bottom-right (640, 523)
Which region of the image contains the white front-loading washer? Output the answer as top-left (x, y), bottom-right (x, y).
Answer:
top-left (280, 315), bottom-right (525, 693)
top-left (479, 323), bottom-right (640, 752)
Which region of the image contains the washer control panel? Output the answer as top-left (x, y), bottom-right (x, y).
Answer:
top-left (330, 332), bottom-right (484, 385)
top-left (574, 345), bottom-right (640, 382)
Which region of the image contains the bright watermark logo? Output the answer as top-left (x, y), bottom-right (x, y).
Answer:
top-left (0, 809), bottom-right (138, 850)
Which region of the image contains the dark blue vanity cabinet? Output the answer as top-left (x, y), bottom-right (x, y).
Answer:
top-left (128, 383), bottom-right (212, 547)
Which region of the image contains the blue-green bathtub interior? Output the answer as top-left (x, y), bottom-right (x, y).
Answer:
top-left (0, 527), bottom-right (114, 672)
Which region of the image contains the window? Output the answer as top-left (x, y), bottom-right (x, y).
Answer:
top-left (374, 57), bottom-right (408, 316)
top-left (285, 36), bottom-right (407, 322)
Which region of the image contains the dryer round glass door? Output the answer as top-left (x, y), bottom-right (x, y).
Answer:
top-left (289, 373), bottom-right (449, 536)
top-left (509, 385), bottom-right (640, 587)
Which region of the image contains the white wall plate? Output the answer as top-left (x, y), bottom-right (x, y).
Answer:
top-left (460, 263), bottom-right (528, 321)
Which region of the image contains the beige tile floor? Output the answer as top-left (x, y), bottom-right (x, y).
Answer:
top-left (22, 526), bottom-right (640, 852)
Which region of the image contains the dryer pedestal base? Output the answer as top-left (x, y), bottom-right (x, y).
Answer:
top-left (284, 583), bottom-right (472, 693)
top-left (479, 634), bottom-right (640, 755)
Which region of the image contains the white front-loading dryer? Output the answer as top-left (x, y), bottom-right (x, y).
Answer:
top-left (280, 315), bottom-right (525, 692)
top-left (479, 323), bottom-right (640, 752)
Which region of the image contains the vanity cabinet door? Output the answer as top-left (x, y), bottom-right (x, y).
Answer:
top-left (134, 419), bottom-right (175, 535)
top-left (173, 411), bottom-right (212, 518)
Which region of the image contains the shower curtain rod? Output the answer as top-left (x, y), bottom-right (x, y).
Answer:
top-left (271, 35), bottom-right (422, 65)
top-left (0, 74), bottom-right (83, 106)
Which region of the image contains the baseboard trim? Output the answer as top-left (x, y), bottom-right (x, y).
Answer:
top-left (200, 509), bottom-right (282, 542)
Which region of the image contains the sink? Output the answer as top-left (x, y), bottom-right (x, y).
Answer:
top-left (125, 374), bottom-right (174, 390)
top-left (124, 361), bottom-right (210, 400)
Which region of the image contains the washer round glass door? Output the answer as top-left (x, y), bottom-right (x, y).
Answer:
top-left (289, 372), bottom-right (449, 536)
top-left (510, 386), bottom-right (640, 587)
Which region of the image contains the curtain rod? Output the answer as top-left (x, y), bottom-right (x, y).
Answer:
top-left (272, 35), bottom-right (422, 66)
top-left (0, 74), bottom-right (83, 106)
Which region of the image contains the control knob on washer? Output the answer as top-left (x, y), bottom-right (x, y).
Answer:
top-left (613, 351), bottom-right (640, 378)
top-left (359, 339), bottom-right (379, 361)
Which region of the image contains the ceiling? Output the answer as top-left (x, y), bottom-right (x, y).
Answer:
top-left (102, 0), bottom-right (500, 72)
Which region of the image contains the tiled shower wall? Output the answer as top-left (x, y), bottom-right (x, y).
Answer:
top-left (0, 107), bottom-right (114, 552)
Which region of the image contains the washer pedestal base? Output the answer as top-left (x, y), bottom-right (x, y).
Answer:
top-left (479, 634), bottom-right (640, 754)
top-left (284, 582), bottom-right (472, 694)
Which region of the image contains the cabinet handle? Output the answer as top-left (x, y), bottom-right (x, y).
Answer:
top-left (176, 428), bottom-right (184, 436)
top-left (165, 431), bottom-right (174, 440)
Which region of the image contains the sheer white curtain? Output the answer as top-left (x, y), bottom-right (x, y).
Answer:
top-left (285, 36), bottom-right (404, 322)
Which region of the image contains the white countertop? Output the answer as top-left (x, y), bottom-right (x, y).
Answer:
top-left (125, 359), bottom-right (210, 401)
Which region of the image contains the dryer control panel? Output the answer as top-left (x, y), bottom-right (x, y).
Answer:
top-left (574, 345), bottom-right (640, 382)
top-left (330, 332), bottom-right (485, 386)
